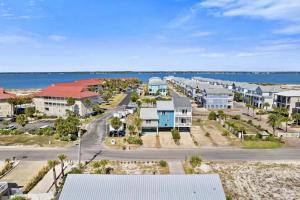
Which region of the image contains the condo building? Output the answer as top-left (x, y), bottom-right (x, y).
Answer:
top-left (33, 81), bottom-right (102, 117)
top-left (274, 90), bottom-right (300, 116)
top-left (0, 88), bottom-right (16, 118)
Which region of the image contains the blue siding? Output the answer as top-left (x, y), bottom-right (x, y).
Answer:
top-left (158, 111), bottom-right (174, 127)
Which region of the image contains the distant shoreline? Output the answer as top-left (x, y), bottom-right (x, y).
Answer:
top-left (1, 71), bottom-right (300, 74)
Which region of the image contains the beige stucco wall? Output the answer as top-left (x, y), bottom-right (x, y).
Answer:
top-left (0, 101), bottom-right (14, 117)
top-left (33, 97), bottom-right (96, 117)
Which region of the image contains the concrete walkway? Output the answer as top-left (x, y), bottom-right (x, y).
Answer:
top-left (168, 161), bottom-right (185, 174)
top-left (30, 163), bottom-right (72, 193)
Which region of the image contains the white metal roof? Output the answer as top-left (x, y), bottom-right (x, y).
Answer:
top-left (276, 90), bottom-right (300, 97)
top-left (157, 100), bottom-right (174, 110)
top-left (59, 174), bottom-right (226, 200)
top-left (140, 108), bottom-right (158, 120)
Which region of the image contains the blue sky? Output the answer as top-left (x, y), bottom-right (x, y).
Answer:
top-left (0, 0), bottom-right (300, 72)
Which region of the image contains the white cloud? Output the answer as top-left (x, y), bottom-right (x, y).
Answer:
top-left (199, 0), bottom-right (300, 21)
top-left (0, 35), bottom-right (33, 45)
top-left (191, 31), bottom-right (214, 37)
top-left (199, 52), bottom-right (225, 57)
top-left (273, 25), bottom-right (300, 35)
top-left (49, 35), bottom-right (66, 42)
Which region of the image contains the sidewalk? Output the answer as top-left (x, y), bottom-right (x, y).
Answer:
top-left (168, 161), bottom-right (185, 174)
top-left (30, 163), bottom-right (72, 193)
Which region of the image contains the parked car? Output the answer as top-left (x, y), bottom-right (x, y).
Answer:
top-left (6, 124), bottom-right (16, 130)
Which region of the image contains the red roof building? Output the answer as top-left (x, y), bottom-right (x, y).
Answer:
top-left (35, 85), bottom-right (99, 99)
top-left (0, 88), bottom-right (16, 100)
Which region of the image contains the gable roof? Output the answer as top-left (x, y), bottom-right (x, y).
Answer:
top-left (173, 96), bottom-right (191, 108)
top-left (0, 88), bottom-right (16, 100)
top-left (59, 174), bottom-right (226, 200)
top-left (157, 100), bottom-right (174, 110)
top-left (140, 108), bottom-right (158, 120)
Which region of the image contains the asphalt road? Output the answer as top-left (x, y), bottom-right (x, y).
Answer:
top-left (0, 91), bottom-right (300, 162)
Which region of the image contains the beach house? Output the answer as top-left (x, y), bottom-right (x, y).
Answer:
top-left (173, 96), bottom-right (192, 128)
top-left (148, 77), bottom-right (168, 96)
top-left (140, 96), bottom-right (192, 134)
top-left (200, 88), bottom-right (233, 109)
top-left (274, 90), bottom-right (300, 117)
top-left (0, 88), bottom-right (16, 118)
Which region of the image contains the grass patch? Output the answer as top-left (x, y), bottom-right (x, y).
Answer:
top-left (100, 93), bottom-right (127, 109)
top-left (227, 119), bottom-right (259, 135)
top-left (243, 140), bottom-right (282, 149)
top-left (104, 137), bottom-right (125, 148)
top-left (0, 135), bottom-right (69, 147)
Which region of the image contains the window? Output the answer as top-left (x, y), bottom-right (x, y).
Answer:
top-left (161, 111), bottom-right (166, 115)
top-left (146, 120), bottom-right (151, 124)
top-left (181, 118), bottom-right (186, 123)
top-left (45, 108), bottom-right (49, 111)
top-left (182, 109), bottom-right (187, 114)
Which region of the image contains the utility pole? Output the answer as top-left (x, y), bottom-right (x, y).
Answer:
top-left (77, 127), bottom-right (82, 167)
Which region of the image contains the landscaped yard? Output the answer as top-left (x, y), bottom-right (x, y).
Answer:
top-left (0, 135), bottom-right (70, 147)
top-left (100, 93), bottom-right (127, 109)
top-left (82, 160), bottom-right (169, 175)
top-left (243, 140), bottom-right (282, 149)
top-left (191, 119), bottom-right (240, 147)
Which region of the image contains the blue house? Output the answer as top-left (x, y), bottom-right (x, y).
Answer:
top-left (157, 101), bottom-right (174, 128)
top-left (148, 77), bottom-right (168, 96)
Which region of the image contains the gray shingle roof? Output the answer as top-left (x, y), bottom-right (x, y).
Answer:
top-left (157, 100), bottom-right (174, 110)
top-left (173, 96), bottom-right (191, 108)
top-left (140, 108), bottom-right (158, 120)
top-left (204, 88), bottom-right (232, 95)
top-left (59, 174), bottom-right (226, 200)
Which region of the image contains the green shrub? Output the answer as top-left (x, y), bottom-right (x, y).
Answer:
top-left (247, 120), bottom-right (253, 125)
top-left (23, 165), bottom-right (50, 193)
top-left (232, 115), bottom-right (241, 120)
top-left (127, 136), bottom-right (143, 145)
top-left (208, 111), bottom-right (217, 120)
top-left (190, 155), bottom-right (202, 168)
top-left (205, 132), bottom-right (210, 137)
top-left (222, 130), bottom-right (229, 136)
top-left (159, 160), bottom-right (167, 167)
top-left (0, 129), bottom-right (24, 135)
top-left (171, 128), bottom-right (180, 142)
top-left (68, 167), bottom-right (82, 174)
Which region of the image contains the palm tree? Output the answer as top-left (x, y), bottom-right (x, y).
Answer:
top-left (128, 125), bottom-right (135, 136)
top-left (267, 114), bottom-right (282, 135)
top-left (251, 106), bottom-right (256, 118)
top-left (292, 113), bottom-right (300, 125)
top-left (57, 154), bottom-right (67, 177)
top-left (281, 116), bottom-right (292, 132)
top-left (111, 117), bottom-right (122, 137)
top-left (257, 109), bottom-right (264, 121)
top-left (134, 116), bottom-right (142, 137)
top-left (246, 104), bottom-right (251, 115)
top-left (263, 102), bottom-right (270, 111)
top-left (48, 160), bottom-right (59, 192)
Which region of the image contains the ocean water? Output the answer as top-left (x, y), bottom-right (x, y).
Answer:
top-left (0, 72), bottom-right (300, 89)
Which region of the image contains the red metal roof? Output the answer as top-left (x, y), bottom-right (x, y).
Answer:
top-left (55, 79), bottom-right (103, 88)
top-left (35, 85), bottom-right (99, 99)
top-left (0, 88), bottom-right (16, 100)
